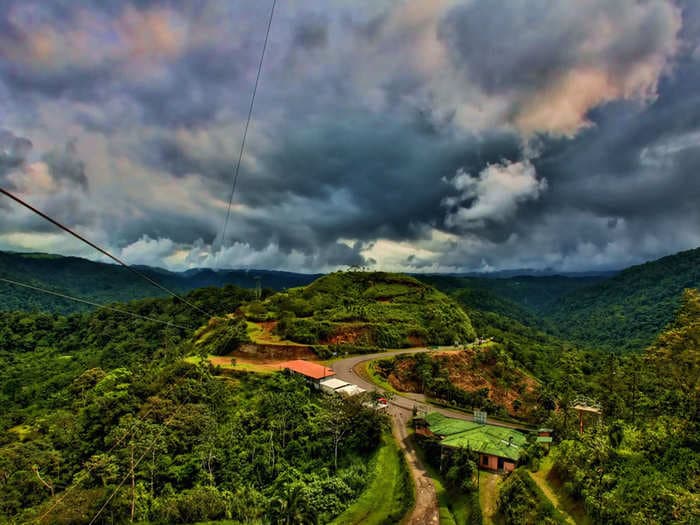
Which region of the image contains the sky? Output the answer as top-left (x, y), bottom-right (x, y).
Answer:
top-left (1, 0), bottom-right (699, 273)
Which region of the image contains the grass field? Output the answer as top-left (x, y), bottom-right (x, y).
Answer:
top-left (184, 355), bottom-right (277, 374)
top-left (479, 471), bottom-right (502, 524)
top-left (330, 431), bottom-right (414, 525)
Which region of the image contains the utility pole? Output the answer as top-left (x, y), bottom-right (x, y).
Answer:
top-left (254, 275), bottom-right (262, 300)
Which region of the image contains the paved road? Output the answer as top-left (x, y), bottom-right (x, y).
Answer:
top-left (331, 348), bottom-right (532, 431)
top-left (333, 348), bottom-right (443, 525)
top-left (331, 347), bottom-right (532, 525)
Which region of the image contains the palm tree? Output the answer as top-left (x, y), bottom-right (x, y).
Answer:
top-left (269, 484), bottom-right (318, 525)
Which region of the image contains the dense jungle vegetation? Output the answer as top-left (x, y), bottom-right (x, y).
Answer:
top-left (494, 289), bottom-right (700, 524)
top-left (0, 285), bottom-right (391, 524)
top-left (1, 252), bottom-right (698, 524)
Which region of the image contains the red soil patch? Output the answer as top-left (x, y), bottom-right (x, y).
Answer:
top-left (407, 335), bottom-right (425, 346)
top-left (258, 320), bottom-right (278, 332)
top-left (322, 325), bottom-right (370, 345)
top-left (385, 347), bottom-right (540, 418)
top-left (237, 343), bottom-right (317, 361)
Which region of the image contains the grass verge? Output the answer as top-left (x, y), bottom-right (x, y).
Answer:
top-left (411, 429), bottom-right (480, 525)
top-left (363, 360), bottom-right (400, 394)
top-left (330, 431), bottom-right (414, 525)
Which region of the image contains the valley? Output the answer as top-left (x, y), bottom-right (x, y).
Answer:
top-left (0, 250), bottom-right (698, 524)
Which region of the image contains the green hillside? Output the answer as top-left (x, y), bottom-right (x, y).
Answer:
top-left (0, 250), bottom-right (318, 313)
top-left (547, 289), bottom-right (700, 523)
top-left (421, 274), bottom-right (607, 314)
top-left (544, 247), bottom-right (700, 351)
top-left (0, 286), bottom-right (389, 524)
top-left (244, 271), bottom-right (476, 350)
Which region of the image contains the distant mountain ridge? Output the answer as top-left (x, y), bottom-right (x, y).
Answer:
top-left (0, 250), bottom-right (320, 313)
top-left (422, 247), bottom-right (700, 353)
top-left (543, 246), bottom-right (700, 352)
top-left (1, 247), bottom-right (698, 355)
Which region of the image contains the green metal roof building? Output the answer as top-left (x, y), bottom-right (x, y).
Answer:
top-left (423, 412), bottom-right (528, 471)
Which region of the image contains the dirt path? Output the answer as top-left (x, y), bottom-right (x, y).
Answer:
top-left (479, 472), bottom-right (501, 524)
top-left (529, 469), bottom-right (576, 524)
top-left (389, 405), bottom-right (439, 525)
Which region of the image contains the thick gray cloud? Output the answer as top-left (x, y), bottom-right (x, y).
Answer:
top-left (0, 129), bottom-right (32, 183)
top-left (42, 141), bottom-right (88, 189)
top-left (0, 0), bottom-right (698, 273)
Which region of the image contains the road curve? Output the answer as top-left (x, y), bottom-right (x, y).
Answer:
top-left (331, 347), bottom-right (532, 431)
top-left (333, 348), bottom-right (442, 525)
top-left (331, 347), bottom-right (532, 525)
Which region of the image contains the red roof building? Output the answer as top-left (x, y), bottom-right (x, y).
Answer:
top-left (281, 360), bottom-right (335, 384)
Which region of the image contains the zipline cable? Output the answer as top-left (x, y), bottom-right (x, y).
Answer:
top-left (36, 369), bottom-right (198, 523)
top-left (0, 187), bottom-right (213, 318)
top-left (86, 389), bottom-right (196, 525)
top-left (219, 0), bottom-right (277, 250)
top-left (0, 277), bottom-right (191, 330)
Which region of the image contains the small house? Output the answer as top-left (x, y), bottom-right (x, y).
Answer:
top-left (421, 412), bottom-right (527, 473)
top-left (319, 377), bottom-right (351, 394)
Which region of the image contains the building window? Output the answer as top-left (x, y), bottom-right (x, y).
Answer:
top-left (481, 455), bottom-right (488, 466)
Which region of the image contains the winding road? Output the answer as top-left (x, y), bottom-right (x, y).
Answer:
top-left (331, 347), bottom-right (532, 524)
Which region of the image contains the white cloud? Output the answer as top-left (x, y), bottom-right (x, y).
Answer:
top-left (443, 160), bottom-right (547, 229)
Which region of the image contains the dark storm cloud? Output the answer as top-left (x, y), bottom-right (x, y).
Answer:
top-left (438, 0), bottom-right (676, 95)
top-left (232, 113), bottom-right (521, 246)
top-left (0, 0), bottom-right (698, 271)
top-left (0, 129), bottom-right (32, 184)
top-left (293, 15), bottom-right (328, 49)
top-left (42, 141), bottom-right (88, 190)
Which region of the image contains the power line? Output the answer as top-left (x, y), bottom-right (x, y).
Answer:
top-left (36, 369), bottom-right (198, 523)
top-left (219, 0), bottom-right (277, 250)
top-left (0, 187), bottom-right (213, 318)
top-left (0, 277), bottom-right (190, 330)
top-left (87, 389), bottom-right (195, 525)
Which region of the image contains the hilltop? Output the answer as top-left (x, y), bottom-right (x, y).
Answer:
top-left (241, 271), bottom-right (476, 352)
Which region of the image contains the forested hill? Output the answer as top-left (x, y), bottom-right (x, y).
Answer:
top-left (544, 247), bottom-right (700, 352)
top-left (0, 251), bottom-right (319, 313)
top-left (421, 274), bottom-right (608, 314)
top-left (245, 271), bottom-right (476, 349)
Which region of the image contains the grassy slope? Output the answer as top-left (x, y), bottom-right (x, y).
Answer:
top-left (529, 455), bottom-right (590, 525)
top-left (330, 431), bottom-right (414, 525)
top-left (479, 471), bottom-right (502, 525)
